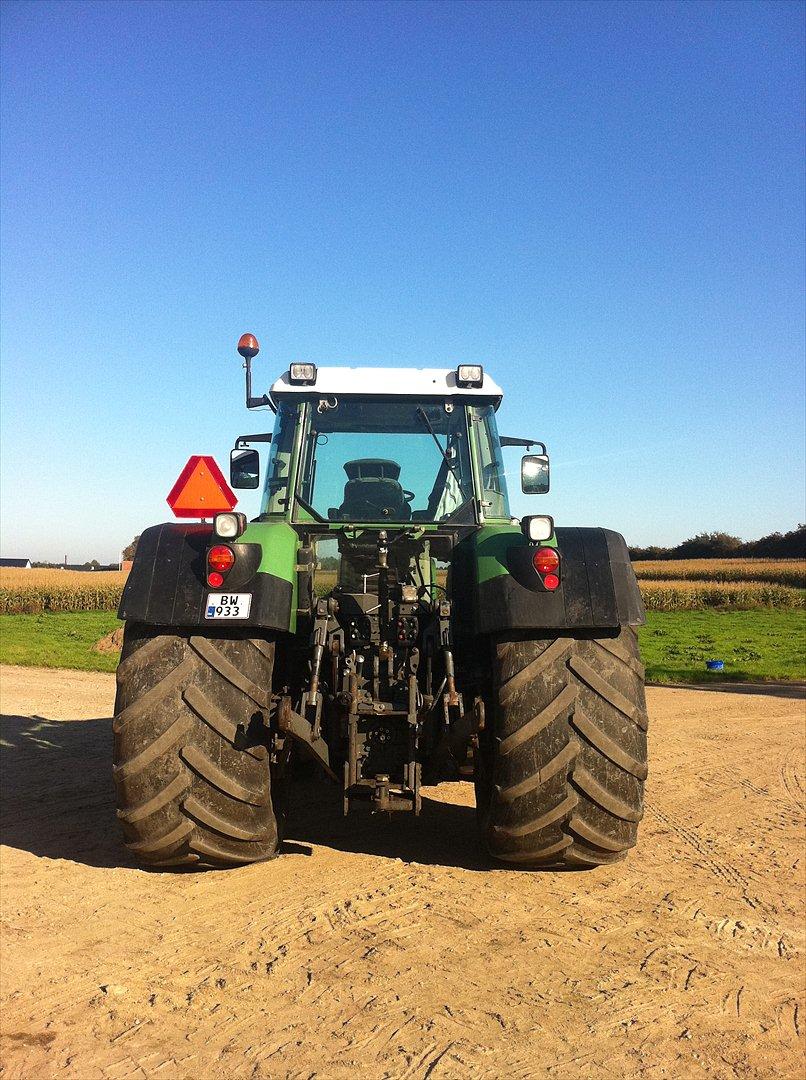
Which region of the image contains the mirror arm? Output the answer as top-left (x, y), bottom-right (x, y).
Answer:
top-left (501, 436), bottom-right (546, 453)
top-left (235, 433), bottom-right (273, 449)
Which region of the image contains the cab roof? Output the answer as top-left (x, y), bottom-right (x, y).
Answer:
top-left (269, 367), bottom-right (504, 407)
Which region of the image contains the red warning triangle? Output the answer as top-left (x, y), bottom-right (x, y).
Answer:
top-left (166, 455), bottom-right (237, 518)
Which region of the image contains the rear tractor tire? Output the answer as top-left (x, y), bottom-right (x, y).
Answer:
top-left (113, 624), bottom-right (282, 869)
top-left (477, 627), bottom-right (648, 868)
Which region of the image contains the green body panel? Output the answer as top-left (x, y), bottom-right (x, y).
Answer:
top-left (447, 523), bottom-right (557, 629)
top-left (471, 524), bottom-right (557, 585)
top-left (241, 521), bottom-right (300, 632)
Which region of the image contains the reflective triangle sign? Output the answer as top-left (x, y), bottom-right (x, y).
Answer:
top-left (166, 455), bottom-right (237, 518)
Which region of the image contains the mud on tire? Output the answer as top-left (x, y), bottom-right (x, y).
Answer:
top-left (113, 624), bottom-right (281, 869)
top-left (477, 627), bottom-right (648, 868)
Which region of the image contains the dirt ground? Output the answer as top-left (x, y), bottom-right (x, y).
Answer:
top-left (1, 666), bottom-right (804, 1079)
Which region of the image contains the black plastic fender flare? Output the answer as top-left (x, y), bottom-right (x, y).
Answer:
top-left (472, 527), bottom-right (645, 635)
top-left (118, 523), bottom-right (293, 631)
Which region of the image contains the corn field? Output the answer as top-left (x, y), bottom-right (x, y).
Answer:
top-left (0, 569), bottom-right (126, 614)
top-left (632, 558), bottom-right (806, 588)
top-left (638, 579), bottom-right (804, 612)
top-left (2, 560), bottom-right (804, 615)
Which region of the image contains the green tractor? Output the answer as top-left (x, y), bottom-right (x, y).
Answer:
top-left (114, 334), bottom-right (647, 870)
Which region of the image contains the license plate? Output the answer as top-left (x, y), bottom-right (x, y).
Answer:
top-left (205, 593), bottom-right (252, 619)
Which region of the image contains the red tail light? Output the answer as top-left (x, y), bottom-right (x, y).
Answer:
top-left (532, 547), bottom-right (560, 590)
top-left (207, 571), bottom-right (224, 588)
top-left (532, 547), bottom-right (560, 575)
top-left (208, 544), bottom-right (235, 573)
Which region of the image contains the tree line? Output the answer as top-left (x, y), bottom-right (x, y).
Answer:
top-left (116, 525), bottom-right (806, 567)
top-left (628, 524), bottom-right (806, 561)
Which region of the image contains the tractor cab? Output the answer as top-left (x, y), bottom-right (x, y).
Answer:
top-left (254, 366), bottom-right (511, 532)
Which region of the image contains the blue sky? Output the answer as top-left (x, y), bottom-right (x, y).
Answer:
top-left (1, 0), bottom-right (804, 562)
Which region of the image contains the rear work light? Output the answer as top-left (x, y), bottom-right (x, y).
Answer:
top-left (208, 545), bottom-right (235, 574)
top-left (456, 364), bottom-right (484, 388)
top-left (521, 514), bottom-right (554, 543)
top-left (289, 363), bottom-right (317, 385)
top-left (214, 512), bottom-right (246, 539)
top-left (532, 546), bottom-right (560, 590)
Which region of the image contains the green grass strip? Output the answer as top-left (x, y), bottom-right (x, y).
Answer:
top-left (0, 612), bottom-right (122, 673)
top-left (1, 609), bottom-right (804, 684)
top-left (639, 609), bottom-right (806, 684)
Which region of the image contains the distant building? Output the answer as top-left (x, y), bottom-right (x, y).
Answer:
top-left (0, 557), bottom-right (32, 569)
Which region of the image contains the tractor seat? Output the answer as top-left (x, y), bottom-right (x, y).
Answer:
top-left (329, 458), bottom-right (411, 521)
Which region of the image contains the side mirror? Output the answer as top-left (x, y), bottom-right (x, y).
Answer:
top-left (230, 448), bottom-right (260, 489)
top-left (521, 454), bottom-right (550, 494)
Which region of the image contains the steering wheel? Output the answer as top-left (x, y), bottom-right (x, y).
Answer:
top-left (403, 489), bottom-right (416, 503)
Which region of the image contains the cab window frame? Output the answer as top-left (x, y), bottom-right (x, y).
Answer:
top-left (470, 403), bottom-right (511, 521)
top-left (290, 396), bottom-right (477, 526)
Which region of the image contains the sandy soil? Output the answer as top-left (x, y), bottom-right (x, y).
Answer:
top-left (0, 665), bottom-right (804, 1079)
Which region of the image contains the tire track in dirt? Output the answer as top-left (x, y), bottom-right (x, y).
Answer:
top-left (779, 756), bottom-right (805, 814)
top-left (645, 802), bottom-right (750, 890)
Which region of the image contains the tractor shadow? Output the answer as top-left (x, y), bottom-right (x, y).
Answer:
top-left (285, 775), bottom-right (492, 872)
top-left (0, 713), bottom-right (139, 869)
top-left (0, 713), bottom-right (493, 872)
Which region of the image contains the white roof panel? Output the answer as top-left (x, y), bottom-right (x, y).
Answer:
top-left (269, 367), bottom-right (504, 405)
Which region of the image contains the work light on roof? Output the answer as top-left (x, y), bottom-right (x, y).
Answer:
top-left (289, 363), bottom-right (317, 385)
top-left (456, 364), bottom-right (484, 388)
